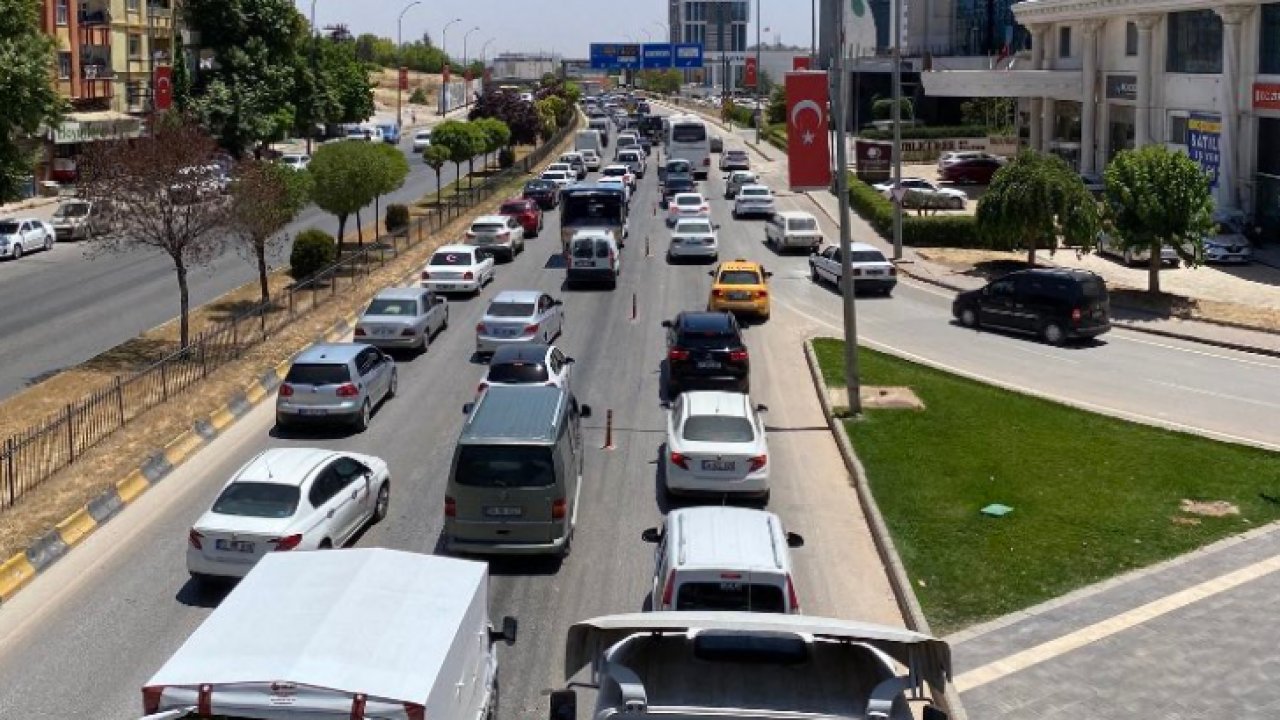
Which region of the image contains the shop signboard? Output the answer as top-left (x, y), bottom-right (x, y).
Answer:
top-left (855, 139), bottom-right (892, 181)
top-left (1187, 112), bottom-right (1221, 189)
top-left (1105, 74), bottom-right (1138, 101)
top-left (1254, 82), bottom-right (1280, 111)
top-left (51, 114), bottom-right (143, 144)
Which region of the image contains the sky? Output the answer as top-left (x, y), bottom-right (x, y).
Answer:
top-left (295, 0), bottom-right (817, 58)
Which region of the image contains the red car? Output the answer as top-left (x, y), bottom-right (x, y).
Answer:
top-left (939, 157), bottom-right (1004, 185)
top-left (498, 198), bottom-right (543, 238)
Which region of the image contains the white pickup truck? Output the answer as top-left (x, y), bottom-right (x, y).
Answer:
top-left (549, 612), bottom-right (953, 720)
top-left (140, 549), bottom-right (517, 720)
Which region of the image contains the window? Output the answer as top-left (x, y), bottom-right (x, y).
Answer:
top-left (1166, 10), bottom-right (1222, 73)
top-left (1125, 22), bottom-right (1138, 56)
top-left (128, 33), bottom-right (142, 58)
top-left (213, 482), bottom-right (300, 518)
top-left (1168, 114), bottom-right (1189, 145)
top-left (55, 0), bottom-right (68, 24)
top-left (308, 469), bottom-right (343, 507)
top-left (1059, 26), bottom-right (1072, 57)
top-left (126, 81), bottom-right (145, 107)
top-left (1263, 3), bottom-right (1280, 74)
top-left (57, 52), bottom-right (71, 79)
top-left (127, 0), bottom-right (140, 10)
top-left (454, 446), bottom-right (556, 488)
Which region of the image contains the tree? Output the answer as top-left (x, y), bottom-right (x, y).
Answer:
top-left (369, 143), bottom-right (409, 241)
top-left (638, 69), bottom-right (682, 95)
top-left (871, 97), bottom-right (913, 121)
top-left (468, 91), bottom-right (539, 145)
top-left (0, 0), bottom-right (64, 202)
top-left (961, 97), bottom-right (1016, 132)
top-left (1103, 145), bottom-right (1215, 294)
top-left (767, 84), bottom-right (786, 125)
top-left (976, 150), bottom-right (1100, 265)
top-left (473, 117), bottom-right (511, 170)
top-left (309, 141), bottom-right (380, 254)
top-left (423, 144), bottom-right (450, 206)
top-left (228, 160), bottom-right (312, 303)
top-left (79, 117), bottom-right (230, 347)
top-left (172, 34), bottom-right (193, 113)
top-left (432, 120), bottom-right (483, 190)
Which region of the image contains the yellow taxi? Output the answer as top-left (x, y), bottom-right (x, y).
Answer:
top-left (707, 259), bottom-right (772, 320)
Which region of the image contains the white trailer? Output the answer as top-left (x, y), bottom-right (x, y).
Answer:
top-left (141, 548), bottom-right (516, 720)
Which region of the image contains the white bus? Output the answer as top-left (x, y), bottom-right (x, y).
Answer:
top-left (666, 115), bottom-right (711, 180)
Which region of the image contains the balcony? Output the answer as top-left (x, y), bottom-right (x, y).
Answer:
top-left (78, 24), bottom-right (111, 48)
top-left (921, 69), bottom-right (1084, 102)
top-left (80, 77), bottom-right (114, 100)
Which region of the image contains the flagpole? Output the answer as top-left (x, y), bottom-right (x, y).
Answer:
top-left (832, 0), bottom-right (862, 416)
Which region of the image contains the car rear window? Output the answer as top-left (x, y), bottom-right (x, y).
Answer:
top-left (366, 299), bottom-right (418, 315)
top-left (487, 302), bottom-right (536, 318)
top-left (667, 161), bottom-right (692, 173)
top-left (472, 223), bottom-right (505, 232)
top-left (500, 202), bottom-right (529, 214)
top-left (676, 582), bottom-right (785, 612)
top-left (1079, 279), bottom-right (1106, 299)
top-left (603, 167), bottom-right (626, 176)
top-left (677, 331), bottom-right (738, 350)
top-left (211, 482), bottom-right (300, 519)
top-left (454, 446), bottom-right (555, 488)
top-left (740, 187), bottom-right (768, 196)
top-left (487, 362), bottom-right (550, 384)
top-left (676, 196), bottom-right (702, 206)
top-left (718, 270), bottom-right (760, 285)
top-left (671, 124), bottom-right (707, 143)
top-left (430, 251), bottom-right (474, 266)
top-left (683, 415), bottom-right (754, 442)
top-left (850, 250), bottom-right (887, 263)
top-left (285, 363), bottom-right (350, 385)
top-left (787, 217), bottom-right (818, 231)
top-left (677, 221), bottom-right (713, 234)
top-left (0, 222), bottom-right (20, 234)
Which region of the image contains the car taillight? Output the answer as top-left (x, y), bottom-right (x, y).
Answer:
top-left (702, 157), bottom-right (710, 166)
top-left (421, 270), bottom-right (430, 280)
top-left (668, 348), bottom-right (689, 361)
top-left (756, 290), bottom-right (768, 298)
top-left (661, 570), bottom-right (676, 609)
top-left (476, 322), bottom-right (486, 333)
top-left (498, 231), bottom-right (510, 239)
top-left (354, 327), bottom-right (366, 336)
top-left (270, 534), bottom-right (303, 551)
top-left (552, 498), bottom-right (567, 519)
top-left (278, 383), bottom-right (294, 397)
top-left (523, 323), bottom-right (540, 335)
top-left (444, 496), bottom-right (456, 518)
top-left (786, 575), bottom-right (801, 612)
top-left (336, 383), bottom-right (359, 397)
top-left (477, 381), bottom-right (488, 394)
top-left (748, 454), bottom-right (768, 472)
top-left (1071, 308), bottom-right (1082, 324)
top-left (670, 451), bottom-right (689, 469)
top-left (729, 349), bottom-right (749, 362)
top-left (463, 271), bottom-right (474, 279)
top-left (187, 529), bottom-right (203, 549)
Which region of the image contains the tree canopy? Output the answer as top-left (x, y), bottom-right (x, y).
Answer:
top-left (975, 150), bottom-right (1100, 265)
top-left (0, 0), bottom-right (64, 201)
top-left (229, 159), bottom-right (312, 302)
top-left (309, 141), bottom-right (388, 252)
top-left (431, 120), bottom-right (484, 185)
top-left (468, 92), bottom-right (539, 146)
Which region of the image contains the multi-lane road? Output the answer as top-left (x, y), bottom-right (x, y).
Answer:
top-left (2, 109), bottom-right (1280, 720)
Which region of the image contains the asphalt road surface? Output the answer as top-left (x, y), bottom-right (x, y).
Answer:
top-left (0, 138), bottom-right (474, 402)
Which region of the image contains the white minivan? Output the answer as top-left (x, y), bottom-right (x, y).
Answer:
top-left (641, 506), bottom-right (804, 614)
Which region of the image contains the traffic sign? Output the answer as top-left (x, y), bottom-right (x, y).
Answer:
top-left (891, 186), bottom-right (908, 203)
top-left (673, 43), bottom-right (704, 68)
top-left (642, 43), bottom-right (672, 69)
top-left (590, 43), bottom-right (643, 70)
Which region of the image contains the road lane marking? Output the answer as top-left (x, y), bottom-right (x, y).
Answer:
top-left (1111, 333), bottom-right (1280, 370)
top-left (1146, 380), bottom-right (1280, 410)
top-left (954, 552), bottom-right (1280, 693)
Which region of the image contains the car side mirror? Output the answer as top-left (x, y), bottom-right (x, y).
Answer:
top-left (550, 689), bottom-right (578, 720)
top-left (641, 527), bottom-right (662, 543)
top-left (765, 271), bottom-right (774, 278)
top-left (565, 357), bottom-right (576, 364)
top-left (435, 297), bottom-right (447, 305)
top-left (786, 532), bottom-right (805, 548)
top-left (810, 246), bottom-right (819, 256)
top-left (714, 223), bottom-right (721, 230)
top-left (661, 320), bottom-right (673, 328)
top-left (462, 401), bottom-right (476, 415)
top-left (708, 270), bottom-right (716, 277)
top-left (755, 403), bottom-right (769, 413)
top-left (554, 299), bottom-right (564, 306)
top-left (489, 616), bottom-right (518, 645)
top-left (579, 404), bottom-right (593, 418)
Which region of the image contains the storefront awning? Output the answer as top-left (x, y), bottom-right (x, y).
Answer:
top-left (48, 111), bottom-right (143, 145)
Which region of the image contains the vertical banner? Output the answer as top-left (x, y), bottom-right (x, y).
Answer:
top-left (398, 66), bottom-right (408, 90)
top-left (844, 0), bottom-right (878, 58)
top-left (793, 56), bottom-right (811, 70)
top-left (745, 57), bottom-right (758, 88)
top-left (152, 66), bottom-right (173, 111)
top-left (1187, 113), bottom-right (1222, 189)
top-left (785, 71), bottom-right (832, 191)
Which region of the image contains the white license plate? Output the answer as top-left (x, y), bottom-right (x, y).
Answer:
top-left (697, 360), bottom-right (721, 369)
top-left (296, 408), bottom-right (327, 416)
top-left (495, 328), bottom-right (518, 337)
top-left (484, 506), bottom-right (523, 517)
top-left (864, 269), bottom-right (883, 276)
top-left (438, 283), bottom-right (458, 290)
top-left (377, 327), bottom-right (397, 336)
top-left (702, 460), bottom-right (735, 472)
top-left (215, 539), bottom-right (255, 553)
top-left (728, 291), bottom-right (750, 300)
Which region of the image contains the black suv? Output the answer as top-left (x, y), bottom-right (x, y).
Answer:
top-left (522, 179), bottom-right (559, 210)
top-left (952, 268), bottom-right (1111, 345)
top-left (661, 176), bottom-right (697, 207)
top-left (662, 311), bottom-right (750, 395)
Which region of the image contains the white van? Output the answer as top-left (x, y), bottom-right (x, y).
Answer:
top-left (575, 129), bottom-right (604, 156)
top-left (667, 115), bottom-right (711, 179)
top-left (641, 506), bottom-right (804, 614)
top-left (566, 230), bottom-right (622, 289)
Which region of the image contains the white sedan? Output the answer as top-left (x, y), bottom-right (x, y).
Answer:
top-left (596, 176), bottom-right (631, 204)
top-left (421, 244), bottom-right (496, 295)
top-left (412, 129), bottom-right (432, 152)
top-left (601, 163), bottom-right (635, 189)
top-left (668, 218), bottom-right (719, 261)
top-left (477, 343), bottom-right (574, 397)
top-left (186, 447), bottom-right (391, 582)
top-left (540, 169), bottom-right (574, 190)
top-left (0, 218), bottom-right (55, 259)
top-left (732, 185), bottom-right (776, 218)
top-left (663, 391), bottom-right (770, 500)
top-left (872, 177), bottom-right (968, 209)
top-left (666, 192), bottom-right (712, 227)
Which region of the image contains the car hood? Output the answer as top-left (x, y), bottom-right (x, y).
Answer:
top-left (1204, 233), bottom-right (1250, 249)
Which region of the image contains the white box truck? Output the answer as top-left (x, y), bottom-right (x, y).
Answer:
top-left (140, 548), bottom-right (516, 720)
top-left (551, 612), bottom-right (953, 720)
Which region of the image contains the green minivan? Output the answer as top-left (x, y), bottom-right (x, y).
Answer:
top-left (444, 385), bottom-right (591, 556)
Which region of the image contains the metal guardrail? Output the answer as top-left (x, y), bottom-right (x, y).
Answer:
top-left (0, 121), bottom-right (576, 511)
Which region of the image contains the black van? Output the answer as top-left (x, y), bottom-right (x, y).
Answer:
top-left (952, 268), bottom-right (1111, 345)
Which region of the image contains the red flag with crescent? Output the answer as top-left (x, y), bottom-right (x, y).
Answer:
top-left (785, 71), bottom-right (831, 191)
top-left (153, 66), bottom-right (173, 111)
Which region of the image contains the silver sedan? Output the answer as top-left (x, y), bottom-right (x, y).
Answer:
top-left (354, 287), bottom-right (449, 352)
top-left (475, 290), bottom-right (565, 356)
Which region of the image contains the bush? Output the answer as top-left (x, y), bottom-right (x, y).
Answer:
top-left (871, 97), bottom-right (914, 121)
top-left (289, 228), bottom-right (337, 280)
top-left (409, 87), bottom-right (428, 105)
top-left (764, 125), bottom-right (787, 151)
top-left (858, 125), bottom-right (993, 140)
top-left (846, 176), bottom-right (988, 249)
top-left (498, 147), bottom-right (515, 168)
top-left (384, 203), bottom-right (409, 233)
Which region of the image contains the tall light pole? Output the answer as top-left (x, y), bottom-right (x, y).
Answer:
top-left (891, 0), bottom-right (904, 260)
top-left (307, 0), bottom-right (320, 154)
top-left (832, 0), bottom-right (862, 415)
top-left (481, 38), bottom-right (496, 64)
top-left (396, 0), bottom-right (421, 131)
top-left (440, 17), bottom-right (461, 115)
top-left (754, 0), bottom-right (761, 144)
top-left (462, 26), bottom-right (480, 108)
top-left (653, 20), bottom-right (673, 94)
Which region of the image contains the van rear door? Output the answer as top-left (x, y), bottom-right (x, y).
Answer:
top-left (451, 444), bottom-right (560, 544)
top-left (672, 570), bottom-right (790, 613)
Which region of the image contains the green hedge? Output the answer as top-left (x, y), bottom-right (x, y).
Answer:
top-left (858, 125), bottom-right (993, 140)
top-left (847, 176), bottom-right (988, 248)
top-left (764, 125), bottom-right (786, 151)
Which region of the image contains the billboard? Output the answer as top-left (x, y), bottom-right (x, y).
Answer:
top-left (590, 43), bottom-right (643, 69)
top-left (1187, 112), bottom-right (1221, 189)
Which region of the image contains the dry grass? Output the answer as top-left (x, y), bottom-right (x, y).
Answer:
top-left (0, 130), bottom-right (579, 561)
top-left (371, 68), bottom-right (443, 114)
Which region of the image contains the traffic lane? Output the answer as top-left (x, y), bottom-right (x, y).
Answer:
top-left (0, 148), bottom-right (469, 401)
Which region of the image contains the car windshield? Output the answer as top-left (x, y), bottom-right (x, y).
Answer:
top-left (0, 222), bottom-right (22, 234)
top-left (487, 301), bottom-right (536, 318)
top-left (487, 362), bottom-right (550, 384)
top-left (851, 250), bottom-right (888, 263)
top-left (454, 446), bottom-right (555, 488)
top-left (54, 203), bottom-right (90, 217)
top-left (366, 299), bottom-right (417, 315)
top-left (603, 167), bottom-right (627, 176)
top-left (676, 196), bottom-right (703, 207)
top-left (500, 202), bottom-right (529, 214)
top-left (677, 221), bottom-right (713, 234)
top-left (285, 363), bottom-right (350, 385)
top-left (788, 218), bottom-right (818, 231)
top-left (683, 415), bottom-right (755, 442)
top-left (431, 251), bottom-right (474, 266)
top-left (667, 161), bottom-right (692, 172)
top-left (718, 270), bottom-right (761, 285)
top-left (211, 482), bottom-right (300, 519)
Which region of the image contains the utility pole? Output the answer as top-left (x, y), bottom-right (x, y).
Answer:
top-left (396, 1), bottom-right (421, 132)
top-left (891, 0), bottom-right (904, 260)
top-left (832, 0), bottom-right (862, 415)
top-left (462, 26), bottom-right (479, 109)
top-left (754, 0), bottom-right (761, 144)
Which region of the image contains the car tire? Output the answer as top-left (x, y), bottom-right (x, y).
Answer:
top-left (1041, 322), bottom-right (1066, 346)
top-left (373, 481), bottom-right (391, 523)
top-left (959, 307), bottom-right (979, 328)
top-left (354, 400), bottom-right (371, 432)
top-left (43, 234), bottom-right (53, 251)
top-left (810, 264), bottom-right (820, 282)
top-left (951, 197), bottom-right (964, 210)
top-left (387, 369), bottom-right (398, 399)
top-left (11, 244), bottom-right (21, 260)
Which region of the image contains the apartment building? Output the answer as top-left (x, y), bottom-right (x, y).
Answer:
top-left (673, 0), bottom-right (751, 87)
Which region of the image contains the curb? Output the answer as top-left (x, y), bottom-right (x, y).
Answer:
top-left (0, 311), bottom-right (360, 606)
top-left (801, 340), bottom-right (968, 720)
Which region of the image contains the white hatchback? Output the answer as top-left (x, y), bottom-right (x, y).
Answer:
top-left (186, 448), bottom-right (391, 582)
top-left (663, 391), bottom-right (770, 500)
top-left (421, 244), bottom-right (496, 295)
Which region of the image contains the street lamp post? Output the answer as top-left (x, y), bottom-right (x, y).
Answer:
top-left (462, 26), bottom-right (480, 109)
top-left (440, 17), bottom-right (461, 115)
top-left (653, 20), bottom-right (673, 95)
top-left (754, 0), bottom-right (761, 144)
top-left (396, 1), bottom-right (422, 132)
top-left (307, 0), bottom-right (320, 154)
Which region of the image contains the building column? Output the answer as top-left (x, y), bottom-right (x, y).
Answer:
top-left (1216, 5), bottom-right (1252, 210)
top-left (1134, 14), bottom-right (1159, 147)
top-left (1029, 24), bottom-right (1047, 151)
top-left (1080, 19), bottom-right (1104, 173)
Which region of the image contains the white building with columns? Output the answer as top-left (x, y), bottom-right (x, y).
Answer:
top-left (921, 0), bottom-right (1280, 234)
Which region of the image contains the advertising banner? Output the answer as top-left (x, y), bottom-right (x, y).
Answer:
top-left (745, 57), bottom-right (758, 88)
top-left (793, 56), bottom-right (811, 70)
top-left (153, 66), bottom-right (173, 111)
top-left (1254, 82), bottom-right (1280, 111)
top-left (855, 139), bottom-right (892, 181)
top-left (1187, 112), bottom-right (1221, 189)
top-left (843, 0), bottom-right (878, 54)
top-left (784, 71), bottom-right (832, 191)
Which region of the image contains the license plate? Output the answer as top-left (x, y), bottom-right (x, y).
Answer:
top-left (438, 283), bottom-right (457, 290)
top-left (296, 408), bottom-right (327, 416)
top-left (864, 269), bottom-right (883, 276)
top-left (702, 459), bottom-right (735, 471)
top-left (728, 291), bottom-right (749, 300)
top-left (215, 539), bottom-right (255, 553)
top-left (484, 506), bottom-right (523, 517)
top-left (697, 360), bottom-right (721, 369)
top-left (377, 327), bottom-right (396, 336)
top-left (495, 328), bottom-right (518, 337)
top-left (719, 581), bottom-right (743, 591)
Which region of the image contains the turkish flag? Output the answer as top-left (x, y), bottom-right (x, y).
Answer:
top-left (745, 57), bottom-right (758, 88)
top-left (785, 71), bottom-right (831, 191)
top-left (792, 56), bottom-right (811, 71)
top-left (153, 66), bottom-right (172, 111)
